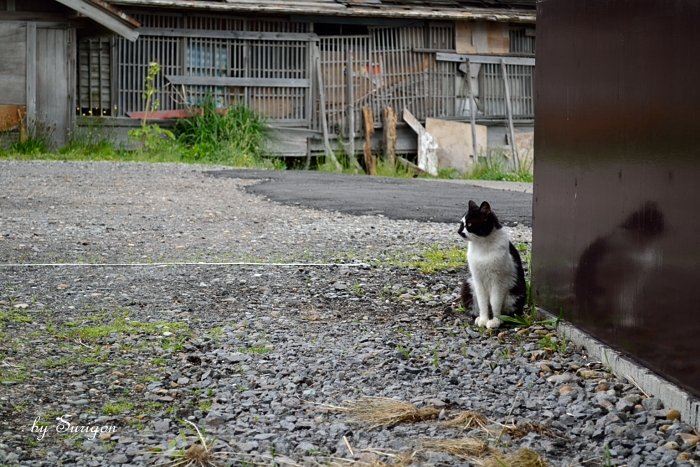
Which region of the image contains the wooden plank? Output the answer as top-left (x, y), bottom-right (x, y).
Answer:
top-left (26, 22), bottom-right (36, 128)
top-left (138, 27), bottom-right (317, 42)
top-left (345, 49), bottom-right (361, 170)
top-left (436, 52), bottom-right (535, 66)
top-left (362, 106), bottom-right (377, 175)
top-left (402, 108), bottom-right (437, 176)
top-left (464, 60), bottom-right (478, 161)
top-left (53, 0), bottom-right (139, 41)
top-left (166, 75), bottom-right (310, 88)
top-left (500, 58), bottom-right (520, 171)
top-left (313, 45), bottom-right (340, 170)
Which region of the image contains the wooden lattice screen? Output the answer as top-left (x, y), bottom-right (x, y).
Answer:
top-left (480, 63), bottom-right (534, 118)
top-left (77, 37), bottom-right (114, 116)
top-left (317, 23), bottom-right (456, 134)
top-left (106, 13), bottom-right (313, 123)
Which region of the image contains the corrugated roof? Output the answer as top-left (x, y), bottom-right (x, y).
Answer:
top-left (108, 0), bottom-right (536, 23)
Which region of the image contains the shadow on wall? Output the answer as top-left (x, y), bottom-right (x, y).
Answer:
top-left (574, 201), bottom-right (665, 329)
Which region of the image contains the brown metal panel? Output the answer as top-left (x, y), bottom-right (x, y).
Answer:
top-left (533, 0), bottom-right (700, 397)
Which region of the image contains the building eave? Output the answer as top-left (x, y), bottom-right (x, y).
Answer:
top-left (55, 0), bottom-right (140, 40)
top-left (107, 0), bottom-right (536, 24)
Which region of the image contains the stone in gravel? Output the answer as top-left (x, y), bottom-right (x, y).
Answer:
top-left (296, 441), bottom-right (317, 454)
top-left (577, 369), bottom-right (608, 380)
top-left (204, 411), bottom-right (225, 427)
top-left (238, 441), bottom-right (259, 452)
top-left (111, 453), bottom-right (129, 464)
top-left (679, 433), bottom-right (699, 447)
top-left (642, 397), bottom-right (664, 411)
top-left (595, 381), bottom-right (610, 392)
top-left (546, 373), bottom-right (576, 384)
top-left (666, 409), bottom-right (681, 421)
top-left (615, 398), bottom-right (635, 412)
top-left (559, 385), bottom-right (576, 395)
top-left (152, 419), bottom-right (170, 432)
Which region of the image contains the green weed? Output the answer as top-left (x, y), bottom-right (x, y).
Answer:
top-left (391, 245), bottom-right (466, 274)
top-left (468, 150), bottom-right (533, 183)
top-left (102, 400), bottom-right (134, 416)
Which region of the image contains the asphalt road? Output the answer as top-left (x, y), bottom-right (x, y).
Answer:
top-left (208, 169), bottom-right (533, 226)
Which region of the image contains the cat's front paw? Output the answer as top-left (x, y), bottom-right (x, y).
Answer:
top-left (486, 317), bottom-right (502, 329)
top-left (474, 316), bottom-right (489, 328)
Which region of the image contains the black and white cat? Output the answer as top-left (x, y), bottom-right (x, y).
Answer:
top-left (458, 200), bottom-right (526, 329)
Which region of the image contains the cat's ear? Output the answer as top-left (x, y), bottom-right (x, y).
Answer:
top-left (479, 201), bottom-right (492, 213)
top-left (468, 200), bottom-right (478, 210)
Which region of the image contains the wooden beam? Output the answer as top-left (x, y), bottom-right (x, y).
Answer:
top-left (464, 61), bottom-right (478, 164)
top-left (109, 0), bottom-right (535, 23)
top-left (500, 58), bottom-right (520, 172)
top-left (25, 22), bottom-right (36, 135)
top-left (54, 0), bottom-right (139, 41)
top-left (345, 50), bottom-right (361, 171)
top-left (381, 106), bottom-right (397, 166)
top-left (138, 27), bottom-right (318, 42)
top-left (402, 108), bottom-right (438, 176)
top-left (166, 75), bottom-right (310, 88)
top-left (362, 106), bottom-right (377, 176)
top-left (396, 156), bottom-right (429, 177)
top-left (436, 52), bottom-right (535, 66)
top-left (313, 45), bottom-right (340, 170)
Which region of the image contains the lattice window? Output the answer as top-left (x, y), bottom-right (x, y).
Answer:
top-left (77, 37), bottom-right (113, 116)
top-left (186, 39), bottom-right (229, 106)
top-left (479, 62), bottom-right (534, 119)
top-left (509, 26), bottom-right (536, 56)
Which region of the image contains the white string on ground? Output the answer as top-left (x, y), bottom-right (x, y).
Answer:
top-left (0, 261), bottom-right (369, 268)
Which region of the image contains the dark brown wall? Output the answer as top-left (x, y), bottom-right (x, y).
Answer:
top-left (533, 0), bottom-right (700, 397)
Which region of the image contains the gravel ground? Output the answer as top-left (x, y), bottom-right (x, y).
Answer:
top-left (0, 160), bottom-right (698, 466)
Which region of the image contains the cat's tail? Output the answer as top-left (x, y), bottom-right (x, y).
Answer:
top-left (460, 279), bottom-right (473, 311)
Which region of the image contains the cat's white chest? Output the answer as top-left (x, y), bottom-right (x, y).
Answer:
top-left (468, 245), bottom-right (513, 284)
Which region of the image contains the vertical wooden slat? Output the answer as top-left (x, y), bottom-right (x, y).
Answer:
top-left (26, 22), bottom-right (36, 128)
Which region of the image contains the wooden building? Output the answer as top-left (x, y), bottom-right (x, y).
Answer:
top-left (2, 0), bottom-right (536, 166)
top-left (0, 0), bottom-right (139, 148)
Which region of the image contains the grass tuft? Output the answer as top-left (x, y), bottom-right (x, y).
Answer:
top-left (478, 448), bottom-right (549, 467)
top-left (420, 437), bottom-right (490, 459)
top-left (340, 397), bottom-right (440, 429)
top-left (442, 411), bottom-right (489, 430)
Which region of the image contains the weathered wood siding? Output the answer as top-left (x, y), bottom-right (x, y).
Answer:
top-left (0, 22), bottom-right (27, 105)
top-left (35, 26), bottom-right (75, 147)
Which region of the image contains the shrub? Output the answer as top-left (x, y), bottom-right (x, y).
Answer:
top-left (174, 96), bottom-right (270, 165)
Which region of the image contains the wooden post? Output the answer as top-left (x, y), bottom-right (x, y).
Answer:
top-left (382, 106), bottom-right (397, 166)
top-left (465, 60), bottom-right (479, 164)
top-left (500, 58), bottom-right (520, 172)
top-left (25, 22), bottom-right (37, 139)
top-left (345, 50), bottom-right (361, 170)
top-left (314, 45), bottom-right (341, 170)
top-left (362, 106), bottom-right (377, 175)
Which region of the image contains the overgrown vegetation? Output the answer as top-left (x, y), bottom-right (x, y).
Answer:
top-left (174, 95), bottom-right (282, 168)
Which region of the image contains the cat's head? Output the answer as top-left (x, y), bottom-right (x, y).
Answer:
top-left (458, 200), bottom-right (502, 240)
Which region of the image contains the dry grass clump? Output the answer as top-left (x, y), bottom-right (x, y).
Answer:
top-left (478, 448), bottom-right (549, 467)
top-left (502, 422), bottom-right (558, 439)
top-left (442, 410), bottom-right (489, 430)
top-left (420, 437), bottom-right (490, 460)
top-left (162, 420), bottom-right (225, 467)
top-left (341, 397), bottom-right (440, 429)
